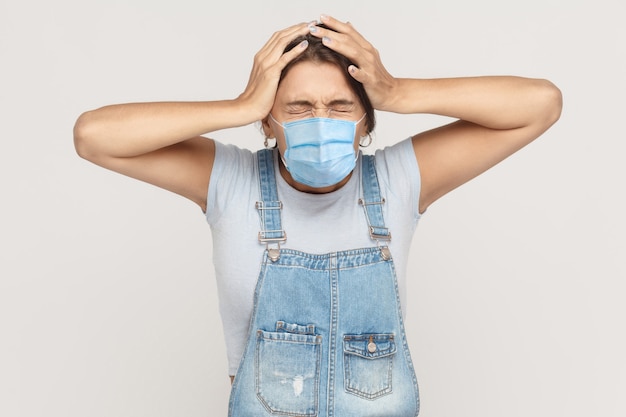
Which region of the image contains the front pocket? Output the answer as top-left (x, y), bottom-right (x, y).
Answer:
top-left (255, 329), bottom-right (322, 416)
top-left (343, 333), bottom-right (396, 400)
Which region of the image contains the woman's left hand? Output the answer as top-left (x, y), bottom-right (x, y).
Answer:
top-left (308, 15), bottom-right (399, 112)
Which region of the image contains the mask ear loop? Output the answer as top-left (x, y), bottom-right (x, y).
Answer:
top-left (355, 113), bottom-right (371, 147)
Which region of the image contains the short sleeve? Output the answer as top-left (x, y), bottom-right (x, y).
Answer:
top-left (374, 137), bottom-right (422, 222)
top-left (205, 141), bottom-right (256, 226)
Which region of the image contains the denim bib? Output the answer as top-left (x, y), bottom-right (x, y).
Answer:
top-left (228, 149), bottom-right (420, 417)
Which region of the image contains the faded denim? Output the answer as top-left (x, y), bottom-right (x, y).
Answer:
top-left (228, 149), bottom-right (419, 417)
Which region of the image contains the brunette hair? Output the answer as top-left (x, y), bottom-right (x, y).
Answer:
top-left (281, 25), bottom-right (376, 134)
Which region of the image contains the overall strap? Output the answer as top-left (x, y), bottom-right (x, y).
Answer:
top-left (359, 154), bottom-right (392, 245)
top-left (255, 149), bottom-right (286, 261)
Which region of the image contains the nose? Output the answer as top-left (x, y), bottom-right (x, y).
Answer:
top-left (310, 107), bottom-right (332, 118)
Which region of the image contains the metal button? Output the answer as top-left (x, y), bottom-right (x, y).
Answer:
top-left (268, 248), bottom-right (280, 262)
top-left (367, 335), bottom-right (377, 353)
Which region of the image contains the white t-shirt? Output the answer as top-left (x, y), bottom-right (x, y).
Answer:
top-left (205, 137), bottom-right (422, 376)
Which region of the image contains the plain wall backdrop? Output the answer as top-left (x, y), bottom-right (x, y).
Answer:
top-left (1, 0), bottom-right (624, 416)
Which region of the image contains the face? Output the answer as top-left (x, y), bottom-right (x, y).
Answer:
top-left (264, 61), bottom-right (368, 157)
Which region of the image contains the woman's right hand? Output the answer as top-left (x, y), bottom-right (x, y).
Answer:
top-left (236, 22), bottom-right (312, 122)
top-left (73, 22), bottom-right (313, 212)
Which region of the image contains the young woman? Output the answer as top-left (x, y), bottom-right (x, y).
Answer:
top-left (74, 14), bottom-right (562, 417)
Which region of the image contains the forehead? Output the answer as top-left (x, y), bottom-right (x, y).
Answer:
top-left (275, 61), bottom-right (358, 105)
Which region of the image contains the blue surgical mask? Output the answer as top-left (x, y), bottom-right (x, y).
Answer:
top-left (270, 113), bottom-right (366, 188)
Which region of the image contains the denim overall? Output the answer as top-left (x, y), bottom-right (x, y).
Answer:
top-left (228, 149), bottom-right (420, 417)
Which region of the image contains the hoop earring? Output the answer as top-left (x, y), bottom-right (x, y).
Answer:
top-left (264, 137), bottom-right (276, 148)
top-left (360, 134), bottom-right (373, 148)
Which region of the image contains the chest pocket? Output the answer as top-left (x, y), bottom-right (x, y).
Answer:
top-left (343, 333), bottom-right (396, 400)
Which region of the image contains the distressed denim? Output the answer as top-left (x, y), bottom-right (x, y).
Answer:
top-left (228, 150), bottom-right (419, 417)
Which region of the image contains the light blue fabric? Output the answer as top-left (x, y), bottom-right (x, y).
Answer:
top-left (271, 114), bottom-right (364, 188)
top-left (227, 149), bottom-right (420, 417)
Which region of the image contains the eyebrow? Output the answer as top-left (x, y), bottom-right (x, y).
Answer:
top-left (285, 99), bottom-right (355, 107)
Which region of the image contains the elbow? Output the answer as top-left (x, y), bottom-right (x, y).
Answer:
top-left (538, 79), bottom-right (563, 128)
top-left (73, 110), bottom-right (99, 162)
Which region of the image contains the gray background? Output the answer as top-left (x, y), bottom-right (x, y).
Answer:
top-left (1, 0), bottom-right (624, 416)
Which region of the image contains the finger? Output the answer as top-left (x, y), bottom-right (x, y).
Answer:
top-left (263, 26), bottom-right (311, 75)
top-left (275, 38), bottom-right (309, 69)
top-left (244, 23), bottom-right (309, 91)
top-left (317, 14), bottom-right (371, 49)
top-left (309, 23), bottom-right (374, 71)
top-left (257, 22), bottom-right (311, 63)
top-left (347, 64), bottom-right (367, 84)
top-left (265, 23), bottom-right (308, 52)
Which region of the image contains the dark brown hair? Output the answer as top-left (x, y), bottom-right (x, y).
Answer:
top-left (281, 24), bottom-right (376, 134)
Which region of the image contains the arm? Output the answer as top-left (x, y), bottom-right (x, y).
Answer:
top-left (73, 22), bottom-right (313, 212)
top-left (310, 16), bottom-right (562, 213)
top-left (396, 76), bottom-right (562, 213)
top-left (73, 101), bottom-right (240, 211)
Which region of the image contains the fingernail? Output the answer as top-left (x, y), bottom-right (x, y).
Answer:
top-left (300, 40), bottom-right (309, 48)
top-left (322, 36), bottom-right (331, 44)
top-left (320, 14), bottom-right (329, 22)
top-left (309, 25), bottom-right (318, 33)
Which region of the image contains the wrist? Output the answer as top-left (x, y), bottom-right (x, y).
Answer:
top-left (231, 96), bottom-right (271, 126)
top-left (376, 78), bottom-right (427, 114)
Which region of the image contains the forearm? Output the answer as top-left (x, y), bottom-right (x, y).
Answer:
top-left (73, 99), bottom-right (255, 159)
top-left (386, 76), bottom-right (562, 130)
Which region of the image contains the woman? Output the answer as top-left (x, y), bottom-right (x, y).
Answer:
top-left (74, 15), bottom-right (562, 417)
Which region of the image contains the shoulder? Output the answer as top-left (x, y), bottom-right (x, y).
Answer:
top-left (210, 142), bottom-right (259, 185)
top-left (373, 138), bottom-right (420, 189)
top-left (213, 141), bottom-right (255, 168)
top-left (206, 142), bottom-right (258, 224)
top-left (372, 137), bottom-right (422, 217)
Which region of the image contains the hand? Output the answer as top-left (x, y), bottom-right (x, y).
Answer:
top-left (308, 15), bottom-right (398, 111)
top-left (237, 22), bottom-right (312, 121)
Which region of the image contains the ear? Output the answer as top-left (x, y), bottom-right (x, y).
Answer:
top-left (261, 116), bottom-right (275, 139)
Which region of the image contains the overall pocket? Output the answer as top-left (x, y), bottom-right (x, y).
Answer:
top-left (343, 333), bottom-right (396, 400)
top-left (255, 327), bottom-right (322, 416)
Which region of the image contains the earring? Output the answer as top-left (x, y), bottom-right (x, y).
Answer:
top-left (360, 134), bottom-right (373, 147)
top-left (264, 137), bottom-right (276, 148)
